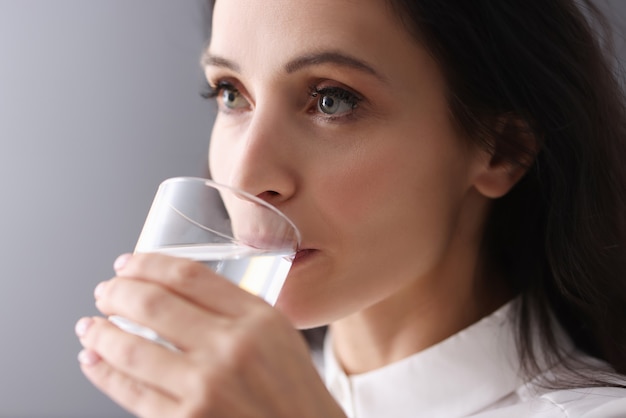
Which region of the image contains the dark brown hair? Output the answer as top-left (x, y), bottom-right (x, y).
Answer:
top-left (385, 0), bottom-right (626, 384)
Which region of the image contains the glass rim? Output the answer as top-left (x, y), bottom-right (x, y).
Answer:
top-left (159, 176), bottom-right (302, 248)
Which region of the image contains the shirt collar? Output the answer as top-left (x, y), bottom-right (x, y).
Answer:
top-left (323, 299), bottom-right (542, 418)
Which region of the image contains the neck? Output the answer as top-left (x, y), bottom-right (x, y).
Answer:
top-left (329, 223), bottom-right (513, 375)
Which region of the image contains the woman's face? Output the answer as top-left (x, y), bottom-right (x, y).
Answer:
top-left (206, 0), bottom-right (491, 328)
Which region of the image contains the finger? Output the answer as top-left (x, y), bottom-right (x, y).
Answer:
top-left (94, 277), bottom-right (230, 350)
top-left (76, 316), bottom-right (197, 399)
top-left (78, 347), bottom-right (179, 418)
top-left (113, 253), bottom-right (266, 316)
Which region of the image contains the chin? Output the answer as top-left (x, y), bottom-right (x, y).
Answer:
top-left (273, 290), bottom-right (334, 329)
top-left (274, 250), bottom-right (344, 328)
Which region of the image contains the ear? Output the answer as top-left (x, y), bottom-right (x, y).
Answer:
top-left (472, 117), bottom-right (539, 199)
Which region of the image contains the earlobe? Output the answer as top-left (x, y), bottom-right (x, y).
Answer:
top-left (473, 158), bottom-right (530, 198)
top-left (472, 117), bottom-right (539, 199)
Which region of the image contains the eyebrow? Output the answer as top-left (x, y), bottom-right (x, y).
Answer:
top-left (284, 51), bottom-right (386, 82)
top-left (202, 53), bottom-right (241, 72)
top-left (202, 50), bottom-right (386, 82)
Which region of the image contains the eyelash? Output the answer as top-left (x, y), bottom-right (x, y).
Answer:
top-left (308, 85), bottom-right (362, 120)
top-left (201, 79), bottom-right (363, 121)
top-left (201, 80), bottom-right (236, 100)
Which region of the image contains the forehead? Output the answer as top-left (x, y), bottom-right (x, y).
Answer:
top-left (211, 0), bottom-right (393, 39)
top-left (208, 0), bottom-right (411, 68)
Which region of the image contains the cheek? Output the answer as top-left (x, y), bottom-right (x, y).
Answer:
top-left (313, 133), bottom-right (473, 279)
top-left (318, 155), bottom-right (390, 223)
top-left (317, 141), bottom-right (464, 234)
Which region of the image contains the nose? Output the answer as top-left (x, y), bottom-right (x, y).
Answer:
top-left (212, 106), bottom-right (298, 206)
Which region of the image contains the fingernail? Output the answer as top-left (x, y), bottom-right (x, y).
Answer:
top-left (75, 317), bottom-right (93, 337)
top-left (114, 253), bottom-right (131, 272)
top-left (78, 349), bottom-right (101, 366)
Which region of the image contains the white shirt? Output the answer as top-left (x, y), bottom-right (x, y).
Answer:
top-left (322, 301), bottom-right (626, 417)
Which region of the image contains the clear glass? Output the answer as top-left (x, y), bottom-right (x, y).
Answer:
top-left (109, 177), bottom-right (301, 350)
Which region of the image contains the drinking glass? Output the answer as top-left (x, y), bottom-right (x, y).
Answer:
top-left (109, 177), bottom-right (301, 350)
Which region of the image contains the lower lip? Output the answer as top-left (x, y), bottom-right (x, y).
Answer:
top-left (292, 249), bottom-right (318, 266)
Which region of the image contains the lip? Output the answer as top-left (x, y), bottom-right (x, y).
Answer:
top-left (292, 248), bottom-right (318, 265)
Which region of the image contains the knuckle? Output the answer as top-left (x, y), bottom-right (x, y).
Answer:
top-left (94, 355), bottom-right (115, 382)
top-left (111, 338), bottom-right (142, 369)
top-left (128, 252), bottom-right (152, 273)
top-left (137, 286), bottom-right (168, 318)
top-left (123, 375), bottom-right (147, 400)
top-left (171, 259), bottom-right (206, 285)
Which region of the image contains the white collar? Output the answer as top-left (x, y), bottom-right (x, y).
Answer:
top-left (323, 299), bottom-right (569, 418)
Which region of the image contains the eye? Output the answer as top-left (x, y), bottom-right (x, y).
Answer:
top-left (312, 86), bottom-right (361, 117)
top-left (202, 80), bottom-right (250, 111)
top-left (220, 86), bottom-right (248, 110)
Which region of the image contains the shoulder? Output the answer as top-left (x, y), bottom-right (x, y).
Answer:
top-left (540, 386), bottom-right (626, 418)
top-left (471, 386), bottom-right (626, 418)
top-left (529, 350), bottom-right (626, 417)
top-left (472, 349), bottom-right (626, 418)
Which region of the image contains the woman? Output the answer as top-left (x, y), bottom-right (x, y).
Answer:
top-left (75, 0), bottom-right (626, 416)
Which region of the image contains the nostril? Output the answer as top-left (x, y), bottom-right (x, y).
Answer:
top-left (256, 190), bottom-right (281, 201)
top-left (259, 190), bottom-right (280, 197)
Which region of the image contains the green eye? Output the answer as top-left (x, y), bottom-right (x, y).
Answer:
top-left (221, 88), bottom-right (248, 110)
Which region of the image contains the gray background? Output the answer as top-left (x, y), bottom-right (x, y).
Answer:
top-left (0, 1), bottom-right (212, 417)
top-left (0, 1), bottom-right (623, 417)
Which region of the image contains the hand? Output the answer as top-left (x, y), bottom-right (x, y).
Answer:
top-left (75, 253), bottom-right (345, 418)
